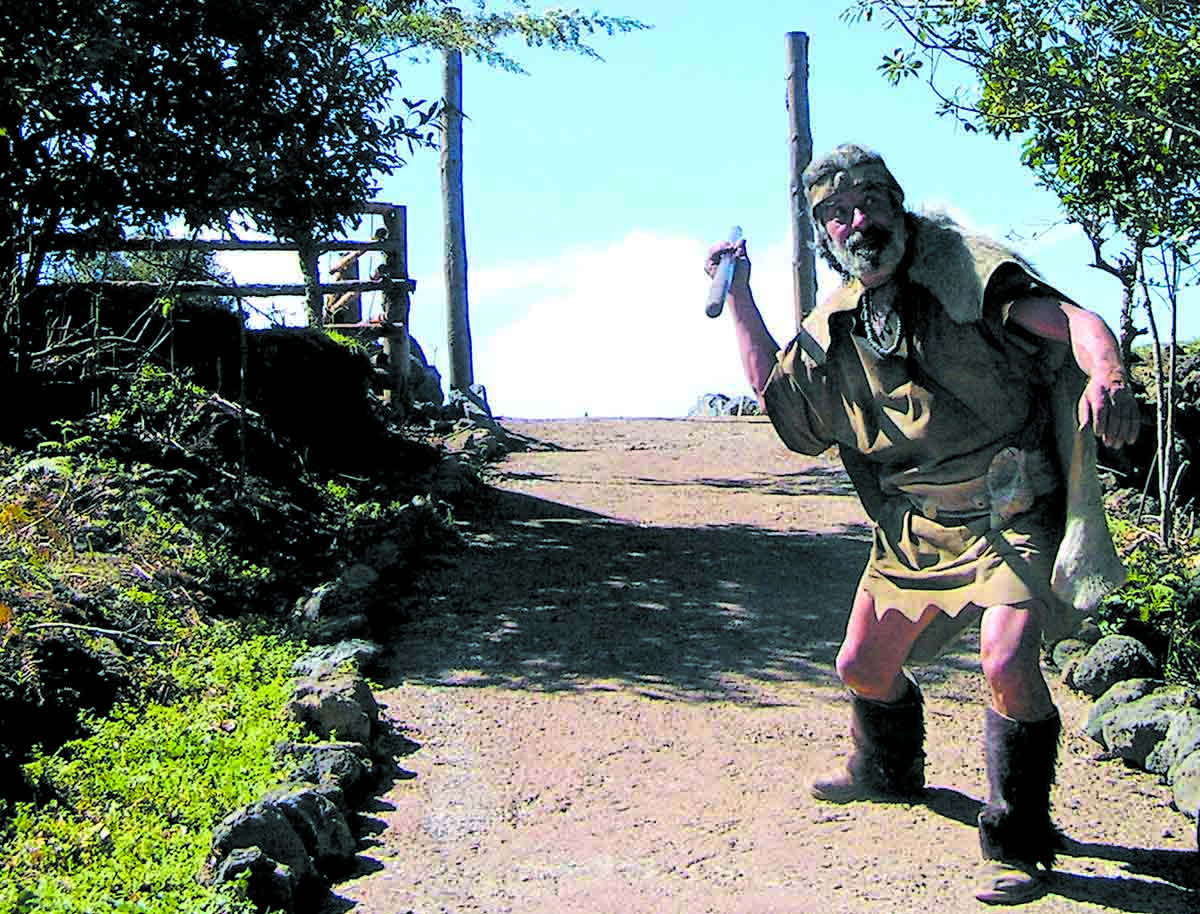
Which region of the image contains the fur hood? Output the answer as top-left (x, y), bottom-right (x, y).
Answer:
top-left (905, 211), bottom-right (1041, 324)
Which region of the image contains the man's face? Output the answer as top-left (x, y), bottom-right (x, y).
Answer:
top-left (815, 186), bottom-right (907, 285)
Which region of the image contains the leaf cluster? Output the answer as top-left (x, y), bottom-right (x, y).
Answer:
top-left (847, 1), bottom-right (1200, 247)
top-left (335, 0), bottom-right (650, 74)
top-left (1095, 532), bottom-right (1200, 685)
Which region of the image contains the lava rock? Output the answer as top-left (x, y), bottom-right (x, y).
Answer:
top-left (289, 673), bottom-right (379, 744)
top-left (211, 802), bottom-right (317, 890)
top-left (1071, 635), bottom-right (1159, 697)
top-left (1101, 690), bottom-right (1195, 768)
top-left (212, 846), bottom-right (294, 913)
top-left (1171, 751), bottom-right (1200, 822)
top-left (1084, 678), bottom-right (1162, 746)
top-left (285, 740), bottom-right (374, 804)
top-left (1149, 708), bottom-right (1200, 779)
top-left (290, 640), bottom-right (380, 680)
top-left (270, 787), bottom-right (358, 877)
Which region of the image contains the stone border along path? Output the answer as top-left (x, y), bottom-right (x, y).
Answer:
top-left (323, 417), bottom-right (1198, 914)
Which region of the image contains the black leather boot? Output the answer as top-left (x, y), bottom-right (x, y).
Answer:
top-left (811, 674), bottom-right (925, 803)
top-left (975, 707), bottom-right (1062, 904)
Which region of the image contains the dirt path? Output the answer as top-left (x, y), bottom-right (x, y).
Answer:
top-left (327, 418), bottom-right (1197, 914)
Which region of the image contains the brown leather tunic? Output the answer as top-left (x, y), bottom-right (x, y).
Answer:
top-left (763, 216), bottom-right (1077, 659)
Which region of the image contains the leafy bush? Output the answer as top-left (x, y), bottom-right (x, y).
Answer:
top-left (1165, 570), bottom-right (1200, 684)
top-left (0, 627), bottom-right (305, 914)
top-left (0, 356), bottom-right (462, 910)
top-left (1095, 535), bottom-right (1200, 684)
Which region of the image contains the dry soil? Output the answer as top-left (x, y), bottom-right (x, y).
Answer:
top-left (325, 417), bottom-right (1197, 914)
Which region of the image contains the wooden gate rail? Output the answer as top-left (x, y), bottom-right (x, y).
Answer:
top-left (39, 203), bottom-right (416, 413)
top-left (49, 277), bottom-right (415, 299)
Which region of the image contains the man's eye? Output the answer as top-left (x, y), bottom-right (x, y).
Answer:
top-left (864, 191), bottom-right (890, 211)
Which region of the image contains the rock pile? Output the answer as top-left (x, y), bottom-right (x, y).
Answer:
top-left (1053, 624), bottom-right (1200, 849)
top-left (688, 393), bottom-right (762, 417)
top-left (207, 639), bottom-right (403, 913)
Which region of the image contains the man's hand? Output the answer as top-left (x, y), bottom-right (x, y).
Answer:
top-left (1079, 373), bottom-right (1140, 449)
top-left (704, 238), bottom-right (751, 292)
top-left (701, 236), bottom-right (780, 397)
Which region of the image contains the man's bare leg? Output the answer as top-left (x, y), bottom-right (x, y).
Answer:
top-left (836, 588), bottom-right (940, 700)
top-left (811, 590), bottom-right (939, 803)
top-left (980, 602), bottom-right (1055, 720)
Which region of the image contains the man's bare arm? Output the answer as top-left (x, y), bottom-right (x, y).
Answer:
top-left (1007, 296), bottom-right (1139, 448)
top-left (706, 239), bottom-right (780, 401)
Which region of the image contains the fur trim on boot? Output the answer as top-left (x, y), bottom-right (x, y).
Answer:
top-left (975, 708), bottom-right (1062, 904)
top-left (811, 675), bottom-right (925, 803)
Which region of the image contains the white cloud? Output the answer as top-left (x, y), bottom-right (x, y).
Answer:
top-left (471, 259), bottom-right (562, 297)
top-left (469, 230), bottom-right (800, 418)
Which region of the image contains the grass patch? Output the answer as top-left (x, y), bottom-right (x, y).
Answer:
top-left (0, 625), bottom-right (307, 914)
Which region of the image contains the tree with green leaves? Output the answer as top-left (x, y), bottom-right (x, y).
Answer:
top-left (846, 0), bottom-right (1200, 542)
top-left (1, 0), bottom-right (646, 408)
top-left (332, 0), bottom-right (648, 74)
top-left (0, 0), bottom-right (439, 309)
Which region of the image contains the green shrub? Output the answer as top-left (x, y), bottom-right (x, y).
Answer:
top-left (0, 627), bottom-right (306, 914)
top-left (1168, 571), bottom-right (1200, 684)
top-left (1096, 539), bottom-right (1200, 684)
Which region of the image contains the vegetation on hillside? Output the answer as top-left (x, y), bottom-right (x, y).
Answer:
top-left (0, 366), bottom-right (463, 912)
top-left (1094, 342), bottom-right (1200, 685)
top-left (3, 632), bottom-right (304, 914)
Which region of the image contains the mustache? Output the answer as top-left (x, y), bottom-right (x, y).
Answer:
top-left (846, 226), bottom-right (893, 255)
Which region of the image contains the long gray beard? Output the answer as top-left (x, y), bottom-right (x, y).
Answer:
top-left (834, 225), bottom-right (907, 278)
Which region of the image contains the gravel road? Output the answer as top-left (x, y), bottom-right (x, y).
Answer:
top-left (325, 417), bottom-right (1197, 914)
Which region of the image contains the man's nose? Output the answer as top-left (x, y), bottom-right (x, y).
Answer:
top-left (851, 207), bottom-right (871, 231)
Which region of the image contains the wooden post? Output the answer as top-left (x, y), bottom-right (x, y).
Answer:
top-left (380, 205), bottom-right (411, 415)
top-left (786, 32), bottom-right (816, 327)
top-left (442, 48), bottom-right (474, 392)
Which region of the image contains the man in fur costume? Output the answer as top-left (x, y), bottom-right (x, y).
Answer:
top-left (705, 144), bottom-right (1139, 905)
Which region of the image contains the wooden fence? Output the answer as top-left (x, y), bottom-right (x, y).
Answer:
top-left (40, 202), bottom-right (417, 412)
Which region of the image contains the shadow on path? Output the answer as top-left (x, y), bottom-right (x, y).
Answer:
top-left (924, 787), bottom-right (1197, 912)
top-left (378, 487), bottom-right (984, 701)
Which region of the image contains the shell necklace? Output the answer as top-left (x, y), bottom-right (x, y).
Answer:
top-left (860, 282), bottom-right (903, 357)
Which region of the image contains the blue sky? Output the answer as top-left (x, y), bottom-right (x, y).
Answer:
top-left (228, 2), bottom-right (1193, 418)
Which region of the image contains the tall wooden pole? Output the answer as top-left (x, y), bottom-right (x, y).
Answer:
top-left (442, 49), bottom-right (474, 391)
top-left (786, 32), bottom-right (816, 327)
